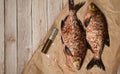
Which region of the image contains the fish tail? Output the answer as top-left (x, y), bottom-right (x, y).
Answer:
top-left (87, 57), bottom-right (105, 70)
top-left (69, 0), bottom-right (85, 11)
top-left (69, 0), bottom-right (74, 10)
top-left (74, 1), bottom-right (85, 12)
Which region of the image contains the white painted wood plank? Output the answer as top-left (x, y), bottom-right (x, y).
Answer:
top-left (4, 0), bottom-right (17, 74)
top-left (32, 0), bottom-right (47, 54)
top-left (0, 0), bottom-right (4, 74)
top-left (47, 0), bottom-right (62, 29)
top-left (17, 0), bottom-right (32, 74)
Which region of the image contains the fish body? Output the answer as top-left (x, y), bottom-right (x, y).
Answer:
top-left (83, 3), bottom-right (110, 70)
top-left (61, 0), bottom-right (86, 70)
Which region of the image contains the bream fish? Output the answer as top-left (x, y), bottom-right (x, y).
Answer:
top-left (61, 0), bottom-right (87, 70)
top-left (83, 2), bottom-right (110, 70)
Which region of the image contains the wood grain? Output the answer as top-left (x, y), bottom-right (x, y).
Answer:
top-left (47, 0), bottom-right (62, 29)
top-left (0, 0), bottom-right (4, 74)
top-left (32, 0), bottom-right (47, 54)
top-left (4, 0), bottom-right (17, 74)
top-left (17, 0), bottom-right (32, 74)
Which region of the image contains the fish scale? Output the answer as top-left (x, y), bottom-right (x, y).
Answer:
top-left (83, 2), bottom-right (110, 70)
top-left (61, 0), bottom-right (86, 70)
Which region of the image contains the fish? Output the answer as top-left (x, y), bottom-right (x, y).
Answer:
top-left (83, 2), bottom-right (110, 70)
top-left (61, 0), bottom-right (87, 70)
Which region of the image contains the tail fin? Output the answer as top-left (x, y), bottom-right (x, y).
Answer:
top-left (87, 57), bottom-right (105, 70)
top-left (74, 1), bottom-right (85, 12)
top-left (69, 0), bottom-right (85, 11)
top-left (69, 0), bottom-right (74, 10)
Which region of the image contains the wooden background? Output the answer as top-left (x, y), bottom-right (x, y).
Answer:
top-left (0, 0), bottom-right (68, 74)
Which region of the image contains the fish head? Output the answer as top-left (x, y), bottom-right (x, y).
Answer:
top-left (73, 59), bottom-right (82, 70)
top-left (88, 3), bottom-right (98, 11)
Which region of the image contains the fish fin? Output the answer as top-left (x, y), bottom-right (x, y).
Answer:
top-left (77, 19), bottom-right (84, 31)
top-left (84, 17), bottom-right (92, 27)
top-left (77, 20), bottom-right (82, 27)
top-left (69, 0), bottom-right (74, 10)
top-left (104, 35), bottom-right (110, 47)
top-left (61, 36), bottom-right (64, 44)
top-left (61, 20), bottom-right (65, 30)
top-left (63, 48), bottom-right (71, 68)
top-left (104, 38), bottom-right (110, 47)
top-left (77, 20), bottom-right (93, 53)
top-left (87, 57), bottom-right (105, 71)
top-left (64, 46), bottom-right (73, 57)
top-left (86, 41), bottom-right (93, 53)
top-left (64, 16), bottom-right (68, 21)
top-left (74, 1), bottom-right (85, 12)
top-left (61, 16), bottom-right (68, 30)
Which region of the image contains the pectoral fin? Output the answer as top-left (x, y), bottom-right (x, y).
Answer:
top-left (64, 46), bottom-right (73, 57)
top-left (84, 17), bottom-right (92, 27)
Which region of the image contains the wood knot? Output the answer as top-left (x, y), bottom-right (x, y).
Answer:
top-left (26, 48), bottom-right (30, 52)
top-left (7, 35), bottom-right (16, 42)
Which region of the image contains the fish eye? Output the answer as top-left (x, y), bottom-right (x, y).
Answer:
top-left (90, 4), bottom-right (97, 11)
top-left (91, 5), bottom-right (95, 9)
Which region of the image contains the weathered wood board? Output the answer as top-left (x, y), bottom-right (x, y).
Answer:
top-left (4, 0), bottom-right (17, 74)
top-left (17, 0), bottom-right (32, 74)
top-left (0, 0), bottom-right (67, 74)
top-left (0, 0), bottom-right (4, 74)
top-left (22, 0), bottom-right (120, 74)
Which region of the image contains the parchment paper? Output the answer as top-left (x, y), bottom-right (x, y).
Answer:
top-left (22, 0), bottom-right (120, 74)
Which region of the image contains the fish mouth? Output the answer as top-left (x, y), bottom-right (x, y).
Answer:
top-left (73, 60), bottom-right (81, 70)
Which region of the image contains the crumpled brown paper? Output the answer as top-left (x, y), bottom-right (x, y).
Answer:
top-left (22, 0), bottom-right (120, 74)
